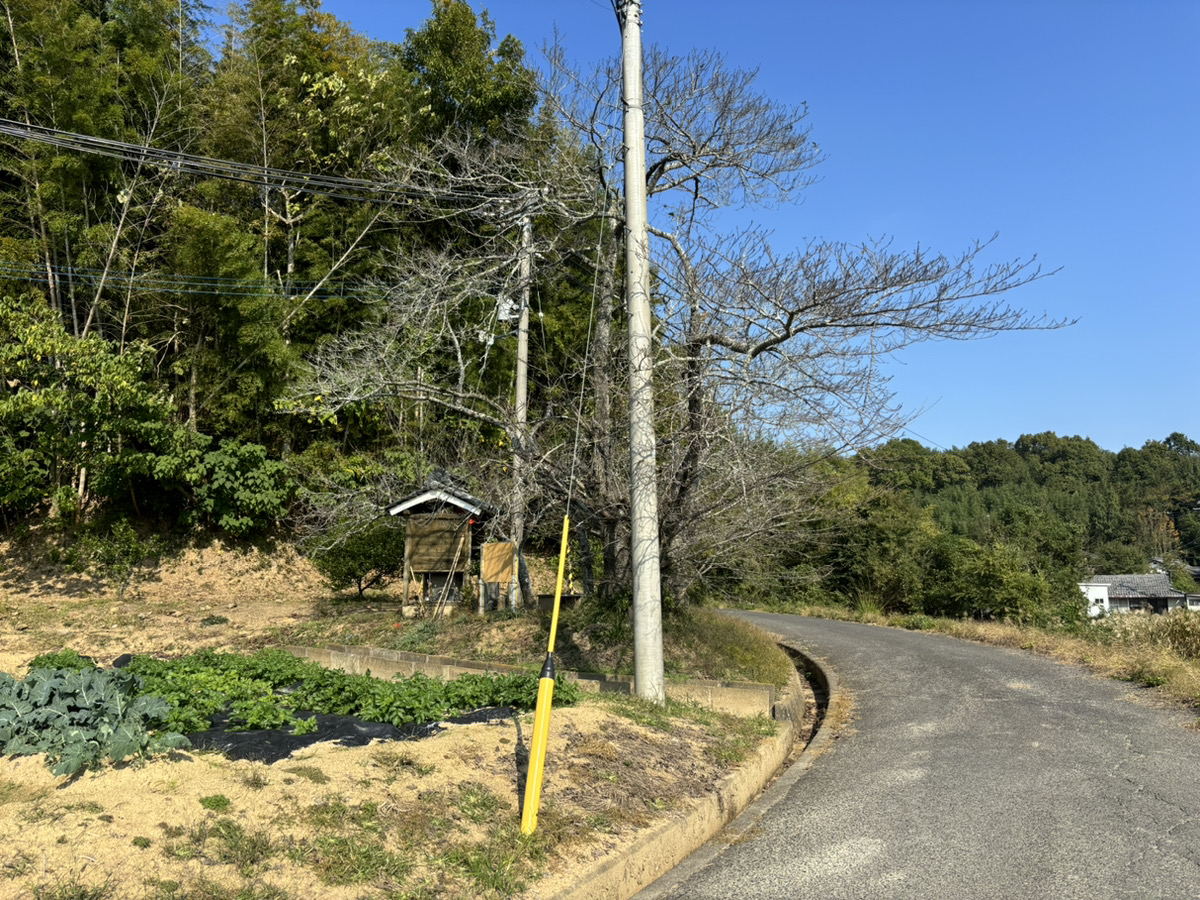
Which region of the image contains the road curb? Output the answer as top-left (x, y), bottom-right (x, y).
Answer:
top-left (539, 643), bottom-right (840, 900)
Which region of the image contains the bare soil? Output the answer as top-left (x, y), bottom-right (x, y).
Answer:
top-left (0, 534), bottom-right (801, 900)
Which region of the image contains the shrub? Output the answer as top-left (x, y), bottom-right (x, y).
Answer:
top-left (192, 440), bottom-right (294, 537)
top-left (308, 518), bottom-right (405, 597)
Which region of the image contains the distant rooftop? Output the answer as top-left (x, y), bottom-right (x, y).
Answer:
top-left (1082, 574), bottom-right (1183, 599)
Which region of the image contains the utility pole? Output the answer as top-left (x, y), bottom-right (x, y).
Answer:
top-left (616, 0), bottom-right (665, 703)
top-left (512, 214), bottom-right (533, 609)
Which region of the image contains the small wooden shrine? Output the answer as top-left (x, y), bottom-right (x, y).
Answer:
top-left (386, 473), bottom-right (497, 609)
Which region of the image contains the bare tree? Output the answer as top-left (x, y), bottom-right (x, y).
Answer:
top-left (288, 124), bottom-right (603, 605)
top-left (296, 41), bottom-right (1066, 608)
top-left (544, 41), bottom-right (1065, 605)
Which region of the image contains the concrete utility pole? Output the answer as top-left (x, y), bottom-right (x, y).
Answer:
top-left (512, 214), bottom-right (532, 609)
top-left (616, 0), bottom-right (665, 703)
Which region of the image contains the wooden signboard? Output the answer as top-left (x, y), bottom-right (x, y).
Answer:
top-left (481, 542), bottom-right (516, 585)
top-left (406, 514), bottom-right (470, 573)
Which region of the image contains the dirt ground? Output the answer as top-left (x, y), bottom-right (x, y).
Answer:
top-left (0, 535), bottom-right (804, 900)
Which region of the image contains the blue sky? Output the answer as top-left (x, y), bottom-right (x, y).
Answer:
top-left (319, 0), bottom-right (1198, 454)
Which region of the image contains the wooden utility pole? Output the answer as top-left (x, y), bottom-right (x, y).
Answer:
top-left (616, 0), bottom-right (665, 703)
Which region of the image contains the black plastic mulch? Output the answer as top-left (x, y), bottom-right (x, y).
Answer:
top-left (185, 706), bottom-right (517, 764)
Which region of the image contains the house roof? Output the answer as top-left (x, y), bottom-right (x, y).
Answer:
top-left (1082, 574), bottom-right (1183, 600)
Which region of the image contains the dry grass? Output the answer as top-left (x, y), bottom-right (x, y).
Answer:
top-left (789, 602), bottom-right (1200, 715)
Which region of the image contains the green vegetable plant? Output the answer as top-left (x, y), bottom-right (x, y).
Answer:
top-left (10, 647), bottom-right (580, 776)
top-left (0, 667), bottom-right (190, 776)
top-left (126, 648), bottom-right (578, 735)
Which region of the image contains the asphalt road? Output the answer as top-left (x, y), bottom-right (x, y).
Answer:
top-left (639, 614), bottom-right (1200, 900)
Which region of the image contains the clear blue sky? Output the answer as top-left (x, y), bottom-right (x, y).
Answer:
top-left (320, 0), bottom-right (1198, 454)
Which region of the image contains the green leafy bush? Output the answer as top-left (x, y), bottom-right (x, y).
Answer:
top-left (0, 667), bottom-right (190, 776)
top-left (192, 440), bottom-right (295, 537)
top-left (148, 435), bottom-right (294, 536)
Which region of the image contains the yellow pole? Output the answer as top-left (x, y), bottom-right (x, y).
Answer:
top-left (546, 515), bottom-right (570, 655)
top-left (521, 515), bottom-right (570, 835)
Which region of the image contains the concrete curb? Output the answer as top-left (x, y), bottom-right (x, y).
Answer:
top-left (284, 644), bottom-right (779, 717)
top-left (542, 642), bottom-right (839, 900)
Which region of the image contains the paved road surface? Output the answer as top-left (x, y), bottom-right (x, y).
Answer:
top-left (639, 614), bottom-right (1200, 900)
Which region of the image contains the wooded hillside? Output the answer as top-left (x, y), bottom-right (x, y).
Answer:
top-left (4, 0), bottom-right (1121, 618)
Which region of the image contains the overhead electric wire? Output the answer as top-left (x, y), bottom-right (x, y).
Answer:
top-left (0, 260), bottom-right (372, 301)
top-left (0, 117), bottom-right (519, 211)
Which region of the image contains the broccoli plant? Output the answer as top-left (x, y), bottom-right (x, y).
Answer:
top-left (0, 667), bottom-right (190, 776)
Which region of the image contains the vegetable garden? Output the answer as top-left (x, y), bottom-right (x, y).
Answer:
top-left (0, 647), bottom-right (578, 776)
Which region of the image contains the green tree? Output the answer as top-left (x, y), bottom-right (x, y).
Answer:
top-left (402, 0), bottom-right (537, 141)
top-left (0, 0), bottom-right (208, 344)
top-left (826, 486), bottom-right (933, 613)
top-left (0, 293), bottom-right (174, 520)
top-left (308, 517), bottom-right (405, 596)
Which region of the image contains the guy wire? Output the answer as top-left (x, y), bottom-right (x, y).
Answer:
top-left (565, 190), bottom-right (611, 511)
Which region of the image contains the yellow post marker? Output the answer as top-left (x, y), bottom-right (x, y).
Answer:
top-left (520, 515), bottom-right (570, 836)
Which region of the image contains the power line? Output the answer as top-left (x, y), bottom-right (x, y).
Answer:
top-left (0, 261), bottom-right (371, 301)
top-left (0, 118), bottom-right (521, 212)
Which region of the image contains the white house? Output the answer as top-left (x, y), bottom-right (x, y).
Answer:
top-left (1079, 574), bottom-right (1198, 617)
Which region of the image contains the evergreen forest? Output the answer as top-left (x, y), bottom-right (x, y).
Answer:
top-left (798, 433), bottom-right (1200, 624)
top-left (2, 0), bottom-right (1193, 624)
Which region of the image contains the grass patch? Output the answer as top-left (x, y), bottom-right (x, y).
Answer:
top-left (143, 877), bottom-right (291, 900)
top-left (31, 877), bottom-right (114, 899)
top-left (303, 798), bottom-right (381, 833)
top-left (598, 694), bottom-right (676, 731)
top-left (0, 779), bottom-right (50, 807)
top-left (590, 692), bottom-right (778, 767)
top-left (282, 765), bottom-right (330, 785)
top-left (370, 748), bottom-right (436, 781)
top-left (667, 608), bottom-right (794, 689)
top-left (268, 602), bottom-right (793, 690)
top-left (159, 818), bottom-right (274, 875)
top-left (67, 801), bottom-right (105, 815)
top-left (446, 823), bottom-right (542, 897)
top-left (3, 850), bottom-right (36, 879)
top-left (305, 835), bottom-right (409, 886)
top-left (456, 783), bottom-right (505, 824)
top-left (706, 715), bottom-right (778, 765)
top-left (199, 794), bottom-right (231, 812)
top-left (392, 620), bottom-right (440, 652)
top-left (206, 818), bottom-right (275, 875)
